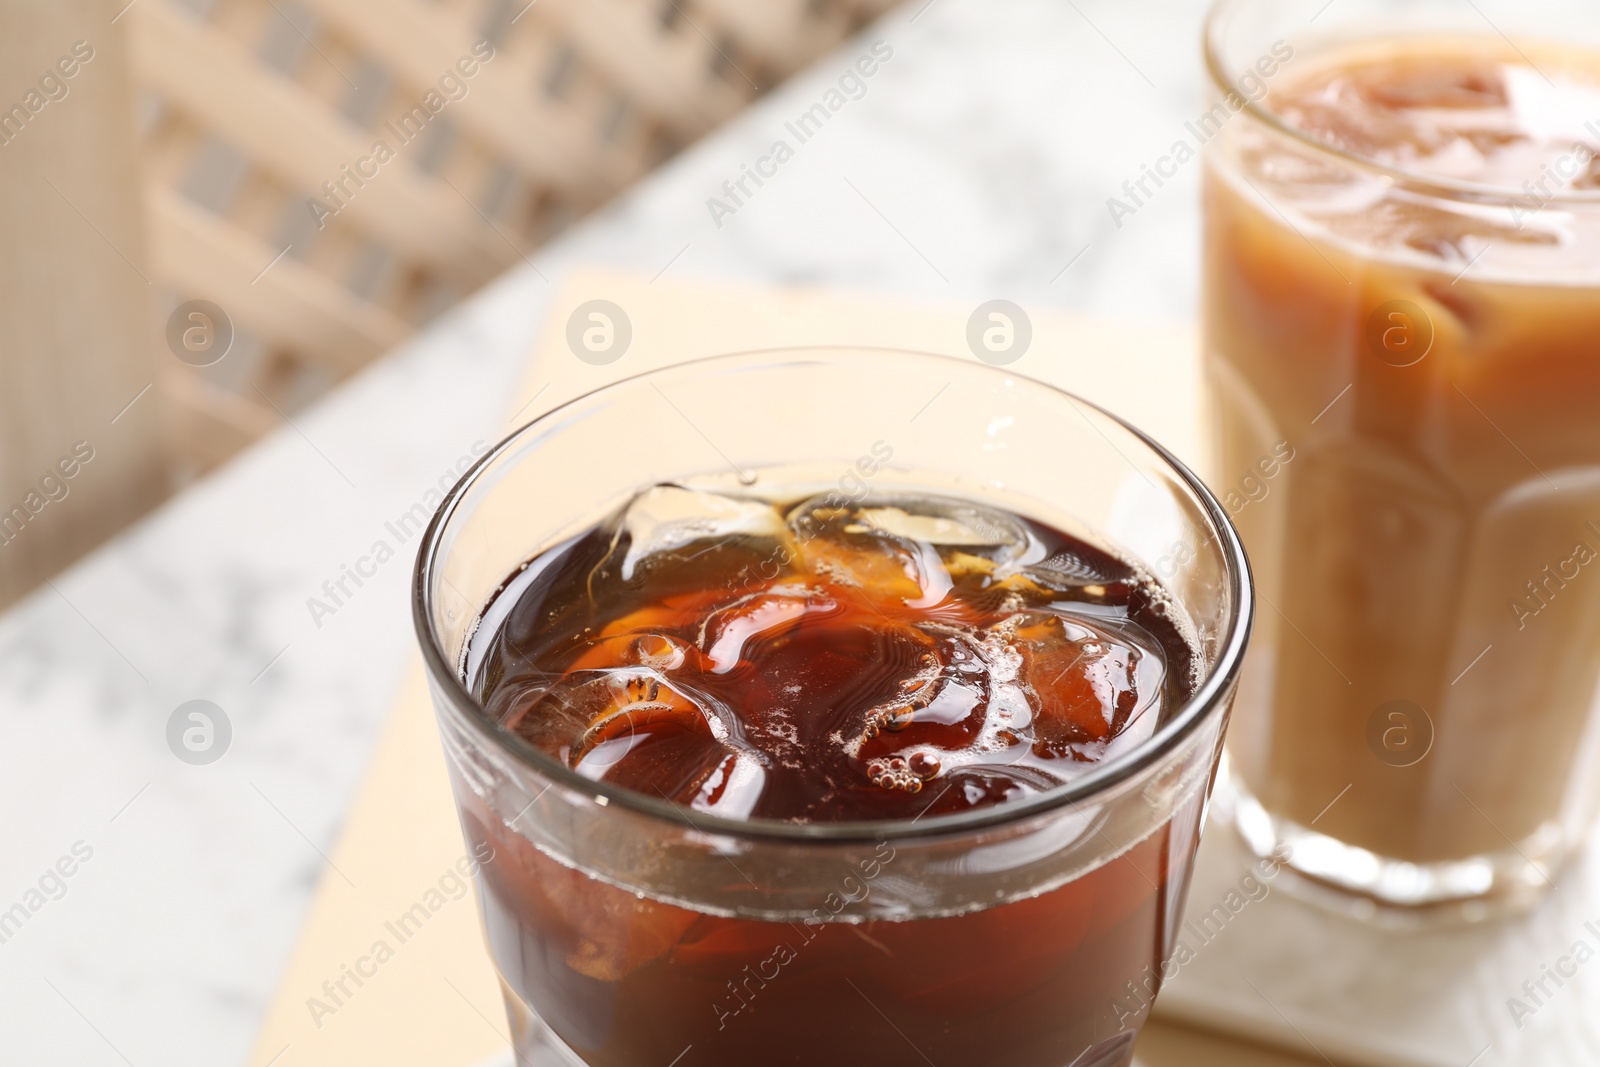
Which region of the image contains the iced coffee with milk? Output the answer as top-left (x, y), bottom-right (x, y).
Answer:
top-left (1204, 0), bottom-right (1600, 915)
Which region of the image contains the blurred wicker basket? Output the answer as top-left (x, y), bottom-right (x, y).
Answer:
top-left (127, 0), bottom-right (898, 474)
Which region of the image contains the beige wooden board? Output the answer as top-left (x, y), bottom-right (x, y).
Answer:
top-left (245, 268), bottom-right (1328, 1067)
top-left (0, 0), bottom-right (169, 611)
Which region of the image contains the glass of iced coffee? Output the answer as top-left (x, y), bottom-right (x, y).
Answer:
top-left (1205, 0), bottom-right (1600, 918)
top-left (413, 350), bottom-right (1251, 1066)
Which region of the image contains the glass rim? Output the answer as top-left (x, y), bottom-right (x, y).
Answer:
top-left (411, 346), bottom-right (1254, 844)
top-left (1204, 0), bottom-right (1600, 206)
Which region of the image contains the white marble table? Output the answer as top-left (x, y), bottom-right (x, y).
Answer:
top-left (0, 1), bottom-right (1222, 1063)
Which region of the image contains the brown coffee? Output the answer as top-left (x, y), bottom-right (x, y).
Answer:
top-left (459, 487), bottom-right (1204, 1065)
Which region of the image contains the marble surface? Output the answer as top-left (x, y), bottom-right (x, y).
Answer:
top-left (0, 1), bottom-right (1225, 1064)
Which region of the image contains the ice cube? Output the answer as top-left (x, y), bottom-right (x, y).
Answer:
top-left (850, 498), bottom-right (1028, 558)
top-left (616, 485), bottom-right (785, 581)
top-left (685, 748), bottom-right (766, 820)
top-left (566, 630), bottom-right (697, 673)
top-left (506, 666), bottom-right (708, 766)
top-left (700, 586), bottom-right (840, 674)
top-left (1001, 612), bottom-right (1147, 759)
top-left (1016, 544), bottom-right (1131, 592)
top-left (785, 494), bottom-right (1031, 607)
top-left (506, 665), bottom-right (770, 818)
top-left (1365, 61), bottom-right (1507, 110)
top-left (845, 604), bottom-right (1152, 792)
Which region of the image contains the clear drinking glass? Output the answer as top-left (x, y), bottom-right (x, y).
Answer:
top-left (414, 349), bottom-right (1251, 1066)
top-left (1204, 0), bottom-right (1600, 919)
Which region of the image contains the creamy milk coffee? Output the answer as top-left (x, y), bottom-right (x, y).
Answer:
top-left (1207, 37), bottom-right (1600, 882)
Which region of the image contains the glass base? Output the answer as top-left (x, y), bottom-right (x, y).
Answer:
top-left (495, 974), bottom-right (1138, 1066)
top-left (500, 977), bottom-right (589, 1067)
top-left (1075, 1032), bottom-right (1137, 1067)
top-left (1222, 771), bottom-right (1564, 926)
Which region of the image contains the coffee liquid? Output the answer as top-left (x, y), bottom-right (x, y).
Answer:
top-left (458, 487), bottom-right (1204, 1066)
